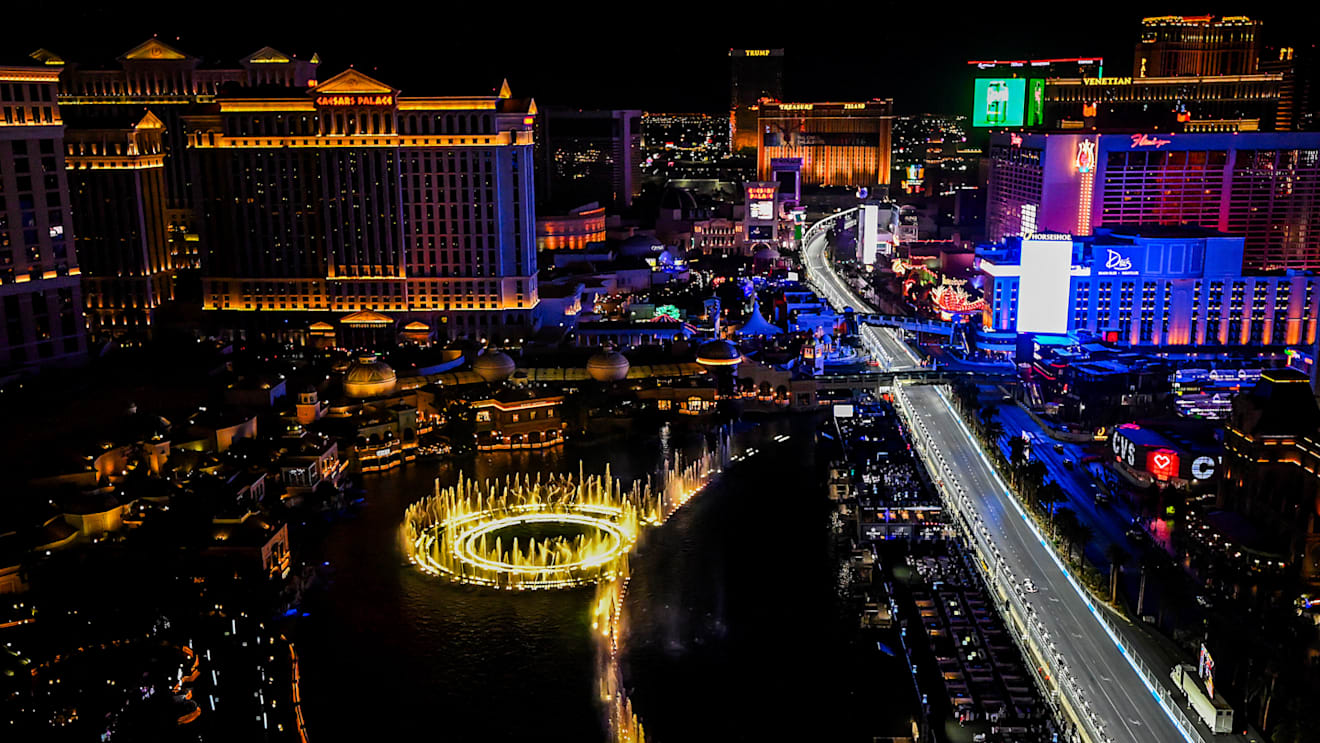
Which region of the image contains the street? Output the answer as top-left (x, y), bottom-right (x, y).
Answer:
top-left (903, 385), bottom-right (1188, 743)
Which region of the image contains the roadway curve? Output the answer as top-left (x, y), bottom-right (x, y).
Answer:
top-left (802, 216), bottom-right (921, 370)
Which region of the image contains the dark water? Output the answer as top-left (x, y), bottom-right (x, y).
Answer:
top-left (296, 416), bottom-right (905, 742)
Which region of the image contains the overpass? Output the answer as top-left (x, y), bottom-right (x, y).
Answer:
top-left (816, 368), bottom-right (1016, 392)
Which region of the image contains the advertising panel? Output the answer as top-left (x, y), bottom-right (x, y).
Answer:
top-left (1199, 644), bottom-right (1216, 700)
top-left (1015, 236), bottom-right (1072, 333)
top-left (748, 225), bottom-right (774, 240)
top-left (972, 78), bottom-right (1026, 127)
top-left (859, 204), bottom-right (879, 266)
top-left (1027, 79), bottom-right (1045, 126)
top-left (749, 201), bottom-right (775, 221)
top-left (1147, 449), bottom-right (1181, 481)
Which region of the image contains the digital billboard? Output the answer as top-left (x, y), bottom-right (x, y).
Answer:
top-left (972, 78), bottom-right (1026, 127)
top-left (1147, 449), bottom-right (1181, 481)
top-left (1027, 79), bottom-right (1045, 126)
top-left (749, 200), bottom-right (775, 220)
top-left (1015, 235), bottom-right (1072, 334)
top-left (748, 225), bottom-right (774, 240)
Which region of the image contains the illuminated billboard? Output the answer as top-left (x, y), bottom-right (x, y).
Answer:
top-left (972, 78), bottom-right (1026, 127)
top-left (1027, 79), bottom-right (1045, 126)
top-left (859, 204), bottom-right (879, 266)
top-left (749, 200), bottom-right (775, 220)
top-left (1147, 449), bottom-right (1181, 481)
top-left (1015, 235), bottom-right (1072, 334)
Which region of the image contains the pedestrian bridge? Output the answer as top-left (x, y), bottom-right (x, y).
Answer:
top-left (853, 313), bottom-right (955, 336)
top-left (816, 368), bottom-right (1016, 392)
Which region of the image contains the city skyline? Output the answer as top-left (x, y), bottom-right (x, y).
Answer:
top-left (12, 4), bottom-right (1320, 113)
top-left (5, 7), bottom-right (1320, 743)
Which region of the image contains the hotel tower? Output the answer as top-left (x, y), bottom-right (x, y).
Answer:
top-left (186, 69), bottom-right (539, 341)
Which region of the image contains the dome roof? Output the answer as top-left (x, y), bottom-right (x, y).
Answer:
top-left (586, 349), bottom-right (631, 382)
top-left (344, 353), bottom-right (397, 398)
top-left (696, 339), bottom-right (742, 367)
top-left (618, 234), bottom-right (664, 258)
top-left (753, 245), bottom-right (780, 260)
top-left (472, 349), bottom-right (516, 383)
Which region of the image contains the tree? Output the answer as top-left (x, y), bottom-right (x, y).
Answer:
top-left (1070, 524), bottom-right (1096, 564)
top-left (1008, 436), bottom-right (1026, 470)
top-left (1053, 507), bottom-right (1080, 551)
top-left (1105, 543), bottom-right (1130, 604)
top-left (1037, 480), bottom-right (1067, 527)
top-left (1022, 459), bottom-right (1049, 509)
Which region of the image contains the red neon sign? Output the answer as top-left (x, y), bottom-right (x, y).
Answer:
top-left (746, 186), bottom-right (776, 200)
top-left (1009, 133), bottom-right (1023, 147)
top-left (1147, 449), bottom-right (1180, 480)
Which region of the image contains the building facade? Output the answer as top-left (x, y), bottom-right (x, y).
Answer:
top-left (65, 111), bottom-right (175, 342)
top-left (986, 131), bottom-right (1320, 270)
top-left (186, 69), bottom-right (538, 340)
top-left (535, 203), bottom-right (606, 252)
top-left (1043, 74), bottom-right (1284, 132)
top-left (1135, 15), bottom-right (1262, 79)
top-left (756, 100), bottom-right (893, 189)
top-left (977, 228), bottom-right (1319, 348)
top-left (48, 40), bottom-right (319, 266)
top-left (0, 65), bottom-right (86, 372)
top-left (1219, 369), bottom-right (1320, 583)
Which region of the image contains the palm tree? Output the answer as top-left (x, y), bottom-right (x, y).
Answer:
top-left (1053, 507), bottom-right (1080, 550)
top-left (1037, 480), bottom-right (1067, 525)
top-left (1105, 543), bottom-right (1130, 604)
top-left (1070, 524), bottom-right (1096, 564)
top-left (1008, 436), bottom-right (1026, 470)
top-left (1022, 460), bottom-right (1049, 509)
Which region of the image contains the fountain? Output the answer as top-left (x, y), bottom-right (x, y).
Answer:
top-left (400, 431), bottom-right (729, 591)
top-left (399, 428), bottom-right (730, 741)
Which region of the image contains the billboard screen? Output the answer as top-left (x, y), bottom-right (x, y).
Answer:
top-left (748, 225), bottom-right (774, 240)
top-left (749, 200), bottom-right (775, 220)
top-left (1147, 449), bottom-right (1181, 481)
top-left (1015, 235), bottom-right (1072, 334)
top-left (973, 78), bottom-right (1026, 127)
top-left (1027, 79), bottom-right (1045, 126)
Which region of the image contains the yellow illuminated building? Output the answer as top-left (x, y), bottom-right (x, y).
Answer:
top-left (756, 100), bottom-right (893, 188)
top-left (186, 69), bottom-right (540, 340)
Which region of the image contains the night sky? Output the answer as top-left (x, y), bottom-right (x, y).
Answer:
top-left (13, 3), bottom-right (1320, 114)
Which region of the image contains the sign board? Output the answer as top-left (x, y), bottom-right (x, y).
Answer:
top-left (316, 94), bottom-right (395, 107)
top-left (1096, 247), bottom-right (1140, 277)
top-left (973, 78), bottom-right (1026, 127)
top-left (1027, 79), bottom-right (1045, 126)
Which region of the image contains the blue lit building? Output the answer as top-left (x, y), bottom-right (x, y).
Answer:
top-left (985, 131), bottom-right (1320, 270)
top-left (976, 226), bottom-right (1319, 348)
